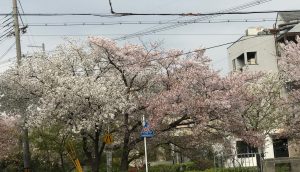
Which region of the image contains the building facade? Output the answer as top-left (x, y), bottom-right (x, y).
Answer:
top-left (225, 12), bottom-right (300, 169)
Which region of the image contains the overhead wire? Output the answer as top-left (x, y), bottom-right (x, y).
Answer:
top-left (1, 15), bottom-right (13, 30)
top-left (0, 35), bottom-right (269, 73)
top-left (6, 18), bottom-right (285, 27)
top-left (20, 35), bottom-right (267, 71)
top-left (0, 36), bottom-right (10, 46)
top-left (1, 16), bottom-right (12, 25)
top-left (17, 0), bottom-right (25, 14)
top-left (107, 9), bottom-right (300, 16)
top-left (0, 28), bottom-right (13, 40)
top-left (113, 0), bottom-right (274, 41)
top-left (108, 0), bottom-right (295, 17)
top-left (0, 13), bottom-right (119, 18)
top-left (17, 0), bottom-right (28, 30)
top-left (108, 0), bottom-right (186, 35)
top-left (0, 42), bottom-right (16, 60)
top-left (21, 33), bottom-right (245, 37)
top-left (0, 14), bottom-right (9, 22)
top-left (0, 21), bottom-right (13, 30)
top-left (1, 9), bottom-right (300, 17)
top-left (17, 0), bottom-right (37, 52)
top-left (0, 14), bottom-right (13, 46)
top-left (2, 26), bottom-right (14, 34)
top-left (212, 35), bottom-right (275, 66)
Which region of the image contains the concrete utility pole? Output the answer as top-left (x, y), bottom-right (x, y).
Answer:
top-left (12, 0), bottom-right (31, 171)
top-left (142, 115), bottom-right (149, 172)
top-left (106, 125), bottom-right (112, 172)
top-left (12, 0), bottom-right (21, 65)
top-left (106, 146), bottom-right (112, 172)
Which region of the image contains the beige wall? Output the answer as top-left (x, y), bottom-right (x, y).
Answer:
top-left (228, 35), bottom-right (278, 73)
top-left (289, 139), bottom-right (300, 157)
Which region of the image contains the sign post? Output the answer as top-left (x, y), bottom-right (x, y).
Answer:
top-left (103, 126), bottom-right (113, 172)
top-left (141, 115), bottom-right (154, 172)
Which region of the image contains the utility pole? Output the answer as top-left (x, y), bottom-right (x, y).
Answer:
top-left (106, 125), bottom-right (112, 172)
top-left (12, 0), bottom-right (31, 171)
top-left (142, 115), bottom-right (149, 172)
top-left (12, 0), bottom-right (21, 65)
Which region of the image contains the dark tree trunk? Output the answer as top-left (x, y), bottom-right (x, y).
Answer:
top-left (90, 157), bottom-right (100, 172)
top-left (59, 151), bottom-right (65, 172)
top-left (120, 113), bottom-right (130, 172)
top-left (91, 128), bottom-right (101, 172)
top-left (23, 128), bottom-right (31, 171)
top-left (120, 137), bottom-right (130, 172)
top-left (82, 126), bottom-right (105, 172)
top-left (59, 135), bottom-right (68, 172)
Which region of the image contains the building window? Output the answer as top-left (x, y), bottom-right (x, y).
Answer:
top-left (232, 59), bottom-right (236, 71)
top-left (285, 81), bottom-right (300, 92)
top-left (236, 54), bottom-right (245, 71)
top-left (246, 52), bottom-right (257, 65)
top-left (273, 138), bottom-right (289, 158)
top-left (236, 141), bottom-right (258, 158)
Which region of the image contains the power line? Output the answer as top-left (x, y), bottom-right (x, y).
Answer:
top-left (22, 33), bottom-right (244, 37)
top-left (0, 36), bottom-right (10, 45)
top-left (1, 14), bottom-right (12, 23)
top-left (17, 0), bottom-right (25, 26)
top-left (108, 0), bottom-right (296, 17)
top-left (0, 42), bottom-right (16, 60)
top-left (113, 0), bottom-right (273, 41)
top-left (1, 16), bottom-right (13, 29)
top-left (17, 0), bottom-right (25, 14)
top-left (16, 0), bottom-right (37, 53)
top-left (0, 28), bottom-right (13, 39)
top-left (4, 35), bottom-right (265, 74)
top-left (113, 35), bottom-right (267, 68)
top-left (0, 14), bottom-right (9, 22)
top-left (6, 18), bottom-right (283, 27)
top-left (27, 35), bottom-right (266, 70)
top-left (1, 9), bottom-right (299, 17)
top-left (1, 25), bottom-right (14, 34)
top-left (0, 13), bottom-right (118, 17)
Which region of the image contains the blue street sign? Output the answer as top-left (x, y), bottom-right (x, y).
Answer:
top-left (141, 121), bottom-right (154, 138)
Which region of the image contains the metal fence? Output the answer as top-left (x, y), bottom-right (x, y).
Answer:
top-left (214, 153), bottom-right (263, 172)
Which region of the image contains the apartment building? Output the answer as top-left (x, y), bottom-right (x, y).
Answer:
top-left (225, 12), bottom-right (300, 170)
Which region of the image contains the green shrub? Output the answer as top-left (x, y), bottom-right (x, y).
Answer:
top-left (192, 159), bottom-right (214, 170)
top-left (201, 167), bottom-right (258, 172)
top-left (144, 161), bottom-right (212, 172)
top-left (147, 164), bottom-right (180, 172)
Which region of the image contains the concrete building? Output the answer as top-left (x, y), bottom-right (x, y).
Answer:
top-left (225, 12), bottom-right (300, 171)
top-left (228, 33), bottom-right (277, 73)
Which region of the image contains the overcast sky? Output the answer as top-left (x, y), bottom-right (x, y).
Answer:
top-left (1, 0), bottom-right (300, 74)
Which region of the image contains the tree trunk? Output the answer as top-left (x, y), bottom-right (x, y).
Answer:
top-left (22, 128), bottom-right (31, 171)
top-left (91, 158), bottom-right (100, 172)
top-left (59, 151), bottom-right (65, 172)
top-left (82, 126), bottom-right (105, 172)
top-left (120, 113), bottom-right (130, 172)
top-left (91, 128), bottom-right (101, 172)
top-left (120, 147), bottom-right (129, 172)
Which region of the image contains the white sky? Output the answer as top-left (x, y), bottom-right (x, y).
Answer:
top-left (1, 0), bottom-right (300, 74)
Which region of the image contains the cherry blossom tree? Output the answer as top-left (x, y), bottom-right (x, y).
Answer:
top-left (148, 54), bottom-right (284, 147)
top-left (0, 41), bottom-right (127, 172)
top-left (0, 38), bottom-right (213, 171)
top-left (279, 36), bottom-right (300, 137)
top-left (0, 116), bottom-right (18, 161)
top-left (223, 72), bottom-right (285, 149)
top-left (87, 38), bottom-right (211, 171)
top-left (0, 37), bottom-right (285, 172)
